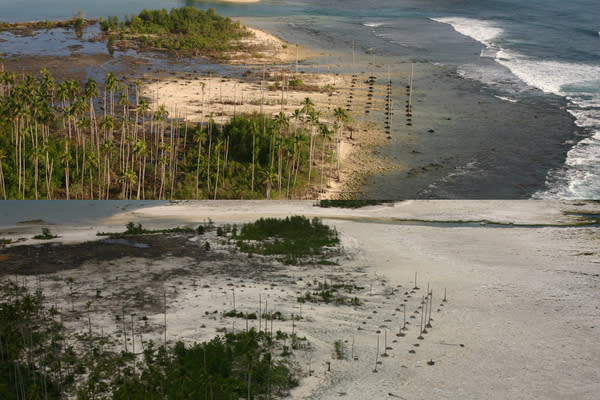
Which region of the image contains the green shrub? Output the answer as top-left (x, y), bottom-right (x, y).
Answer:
top-left (33, 227), bottom-right (57, 240)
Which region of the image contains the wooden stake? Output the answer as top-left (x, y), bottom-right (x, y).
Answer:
top-left (373, 335), bottom-right (379, 372)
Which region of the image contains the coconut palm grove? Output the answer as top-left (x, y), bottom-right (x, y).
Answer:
top-left (0, 7), bottom-right (350, 200)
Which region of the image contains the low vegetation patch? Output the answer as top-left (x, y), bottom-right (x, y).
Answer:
top-left (235, 216), bottom-right (340, 264)
top-left (297, 280), bottom-right (363, 306)
top-left (99, 7), bottom-right (250, 57)
top-left (33, 227), bottom-right (57, 240)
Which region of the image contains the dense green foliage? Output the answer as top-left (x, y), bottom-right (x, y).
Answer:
top-left (113, 330), bottom-right (297, 400)
top-left (236, 216), bottom-right (340, 263)
top-left (100, 7), bottom-right (250, 55)
top-left (297, 280), bottom-right (363, 305)
top-left (0, 68), bottom-right (326, 199)
top-left (0, 283), bottom-right (62, 400)
top-left (0, 283), bottom-right (298, 400)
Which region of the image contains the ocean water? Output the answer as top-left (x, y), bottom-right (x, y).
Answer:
top-left (1, 0), bottom-right (599, 198)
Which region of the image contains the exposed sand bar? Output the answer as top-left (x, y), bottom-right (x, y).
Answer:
top-left (106, 199), bottom-right (600, 226)
top-left (2, 203), bottom-right (599, 400)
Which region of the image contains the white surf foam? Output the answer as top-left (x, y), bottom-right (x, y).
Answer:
top-left (431, 17), bottom-right (503, 47)
top-left (494, 49), bottom-right (600, 97)
top-left (435, 16), bottom-right (600, 198)
top-left (363, 22), bottom-right (384, 28)
top-left (495, 95), bottom-right (518, 103)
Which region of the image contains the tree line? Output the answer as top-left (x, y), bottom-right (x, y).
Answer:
top-left (0, 66), bottom-right (349, 199)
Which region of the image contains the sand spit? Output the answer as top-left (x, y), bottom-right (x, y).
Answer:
top-left (105, 199), bottom-right (600, 227)
top-left (1, 200), bottom-right (599, 399)
top-left (231, 27), bottom-right (313, 64)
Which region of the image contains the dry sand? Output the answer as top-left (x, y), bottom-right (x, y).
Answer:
top-left (2, 200), bottom-right (599, 399)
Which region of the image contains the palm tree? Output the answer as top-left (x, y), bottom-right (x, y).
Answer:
top-left (132, 139), bottom-right (148, 199)
top-left (307, 109), bottom-right (320, 186)
top-left (193, 128), bottom-right (207, 199)
top-left (84, 77), bottom-right (100, 152)
top-left (39, 67), bottom-right (55, 105)
top-left (101, 139), bottom-right (115, 199)
top-left (136, 98), bottom-right (150, 143)
top-left (99, 115), bottom-right (115, 141)
top-left (293, 108), bottom-right (302, 137)
top-left (30, 143), bottom-right (45, 200)
top-left (85, 150), bottom-right (98, 199)
top-left (104, 72), bottom-right (118, 117)
top-left (118, 86), bottom-right (131, 171)
top-left (250, 118), bottom-right (259, 193)
top-left (261, 169), bottom-right (277, 199)
top-left (61, 139), bottom-right (73, 199)
top-left (212, 139), bottom-right (223, 200)
top-left (158, 142), bottom-right (170, 200)
top-left (122, 168), bottom-right (138, 199)
top-left (333, 107), bottom-right (349, 174)
top-left (318, 123), bottom-right (332, 192)
top-left (301, 97), bottom-right (314, 123)
top-left (273, 112), bottom-right (289, 191)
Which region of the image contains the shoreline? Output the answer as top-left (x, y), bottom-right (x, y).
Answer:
top-left (0, 14), bottom-right (583, 199)
top-left (1, 201), bottom-right (599, 399)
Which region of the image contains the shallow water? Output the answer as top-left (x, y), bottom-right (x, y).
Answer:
top-left (0, 201), bottom-right (166, 227)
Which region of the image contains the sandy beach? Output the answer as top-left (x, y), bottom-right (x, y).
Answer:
top-left (2, 200), bottom-right (599, 399)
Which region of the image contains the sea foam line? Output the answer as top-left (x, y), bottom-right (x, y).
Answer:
top-left (430, 17), bottom-right (503, 47)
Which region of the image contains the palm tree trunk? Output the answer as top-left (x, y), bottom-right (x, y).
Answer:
top-left (213, 147), bottom-right (220, 200)
top-left (195, 139), bottom-right (202, 199)
top-left (206, 127), bottom-right (212, 192)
